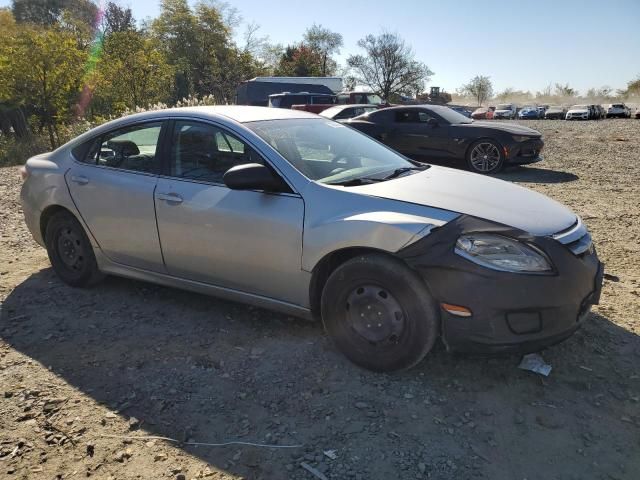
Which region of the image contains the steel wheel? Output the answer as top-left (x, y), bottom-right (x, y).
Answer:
top-left (345, 284), bottom-right (406, 345)
top-left (56, 226), bottom-right (85, 273)
top-left (45, 210), bottom-right (104, 287)
top-left (469, 141), bottom-right (502, 173)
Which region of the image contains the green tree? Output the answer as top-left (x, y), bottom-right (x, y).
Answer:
top-left (102, 1), bottom-right (135, 35)
top-left (9, 27), bottom-right (85, 147)
top-left (554, 83), bottom-right (577, 97)
top-left (93, 31), bottom-right (173, 113)
top-left (460, 75), bottom-right (493, 106)
top-left (303, 24), bottom-right (342, 76)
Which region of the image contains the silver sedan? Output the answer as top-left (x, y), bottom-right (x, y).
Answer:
top-left (20, 106), bottom-right (603, 371)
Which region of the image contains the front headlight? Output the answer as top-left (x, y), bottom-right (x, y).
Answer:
top-left (512, 135), bottom-right (532, 142)
top-left (455, 233), bottom-right (553, 273)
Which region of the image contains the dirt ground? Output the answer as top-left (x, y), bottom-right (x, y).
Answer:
top-left (1, 119), bottom-right (639, 480)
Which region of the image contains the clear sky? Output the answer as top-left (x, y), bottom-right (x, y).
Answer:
top-left (2, 0), bottom-right (639, 94)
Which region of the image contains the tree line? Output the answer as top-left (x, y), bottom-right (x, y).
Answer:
top-left (458, 75), bottom-right (640, 107)
top-left (0, 0), bottom-right (433, 151)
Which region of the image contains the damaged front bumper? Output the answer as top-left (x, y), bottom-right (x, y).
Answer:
top-left (398, 215), bottom-right (603, 354)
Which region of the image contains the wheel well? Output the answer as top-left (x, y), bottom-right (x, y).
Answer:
top-left (39, 205), bottom-right (73, 241)
top-left (309, 247), bottom-right (394, 320)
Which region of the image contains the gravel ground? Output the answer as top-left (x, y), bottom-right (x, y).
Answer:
top-left (1, 119), bottom-right (639, 480)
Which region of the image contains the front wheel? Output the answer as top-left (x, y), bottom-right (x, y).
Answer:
top-left (45, 211), bottom-right (104, 287)
top-left (466, 139), bottom-right (505, 174)
top-left (321, 254), bottom-right (439, 372)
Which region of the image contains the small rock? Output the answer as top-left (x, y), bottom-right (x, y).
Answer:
top-left (154, 453), bottom-right (168, 462)
top-left (418, 462), bottom-right (426, 473)
top-left (176, 475), bottom-right (186, 480)
top-left (128, 417), bottom-right (140, 430)
top-left (86, 443), bottom-right (95, 457)
top-left (354, 402), bottom-right (369, 409)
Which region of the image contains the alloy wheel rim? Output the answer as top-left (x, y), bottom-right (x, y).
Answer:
top-left (345, 285), bottom-right (405, 345)
top-left (470, 142), bottom-right (501, 172)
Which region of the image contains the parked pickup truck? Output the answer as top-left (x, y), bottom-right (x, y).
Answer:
top-left (269, 92), bottom-right (337, 113)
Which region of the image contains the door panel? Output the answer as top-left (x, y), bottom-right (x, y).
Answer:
top-left (155, 178), bottom-right (305, 304)
top-left (155, 119), bottom-right (306, 305)
top-left (65, 165), bottom-right (164, 271)
top-left (65, 121), bottom-right (166, 272)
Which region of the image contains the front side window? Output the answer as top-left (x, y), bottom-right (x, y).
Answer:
top-left (170, 121), bottom-right (263, 184)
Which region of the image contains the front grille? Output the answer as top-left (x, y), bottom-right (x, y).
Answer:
top-left (552, 218), bottom-right (593, 256)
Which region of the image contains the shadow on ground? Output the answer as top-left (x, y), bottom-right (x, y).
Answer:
top-left (2, 268), bottom-right (639, 479)
top-left (495, 166), bottom-right (579, 184)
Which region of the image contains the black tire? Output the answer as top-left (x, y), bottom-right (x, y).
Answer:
top-left (321, 253), bottom-right (439, 372)
top-left (45, 210), bottom-right (104, 287)
top-left (466, 138), bottom-right (505, 174)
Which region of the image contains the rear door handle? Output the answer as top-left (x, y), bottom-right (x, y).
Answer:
top-left (70, 175), bottom-right (89, 185)
top-left (156, 192), bottom-right (183, 204)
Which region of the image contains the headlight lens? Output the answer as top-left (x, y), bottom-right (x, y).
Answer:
top-left (455, 233), bottom-right (552, 273)
top-left (512, 135), bottom-right (532, 142)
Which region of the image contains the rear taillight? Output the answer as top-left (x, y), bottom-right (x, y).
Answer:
top-left (19, 166), bottom-right (29, 181)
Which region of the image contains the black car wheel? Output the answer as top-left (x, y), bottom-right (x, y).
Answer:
top-left (45, 210), bottom-right (104, 287)
top-left (321, 253), bottom-right (439, 372)
top-left (466, 139), bottom-right (504, 174)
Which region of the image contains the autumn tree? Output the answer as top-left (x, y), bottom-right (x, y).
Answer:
top-left (275, 44), bottom-right (324, 77)
top-left (347, 32), bottom-right (432, 100)
top-left (460, 75), bottom-right (493, 106)
top-left (9, 28), bottom-right (85, 147)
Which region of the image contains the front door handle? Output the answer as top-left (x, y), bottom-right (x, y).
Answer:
top-left (70, 175), bottom-right (89, 185)
top-left (156, 192), bottom-right (183, 204)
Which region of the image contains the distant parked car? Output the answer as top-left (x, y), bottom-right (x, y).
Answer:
top-left (450, 106), bottom-right (472, 118)
top-left (566, 105), bottom-right (591, 120)
top-left (518, 106), bottom-right (541, 120)
top-left (544, 106), bottom-right (567, 119)
top-left (593, 104), bottom-right (605, 119)
top-left (346, 105), bottom-right (544, 174)
top-left (493, 103), bottom-right (517, 119)
top-left (536, 106), bottom-right (547, 118)
top-left (471, 107), bottom-right (494, 120)
top-left (635, 108), bottom-right (640, 119)
top-left (606, 103), bottom-right (631, 118)
top-left (319, 104), bottom-right (379, 120)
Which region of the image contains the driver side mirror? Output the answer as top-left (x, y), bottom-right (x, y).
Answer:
top-left (426, 117), bottom-right (438, 127)
top-left (223, 163), bottom-right (290, 193)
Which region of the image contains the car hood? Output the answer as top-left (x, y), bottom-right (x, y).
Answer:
top-left (459, 121), bottom-right (541, 136)
top-left (348, 166), bottom-right (575, 236)
top-left (568, 109), bottom-right (588, 114)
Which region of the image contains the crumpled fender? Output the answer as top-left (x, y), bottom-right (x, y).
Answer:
top-left (301, 210), bottom-right (452, 272)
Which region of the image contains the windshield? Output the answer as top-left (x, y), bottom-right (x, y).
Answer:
top-left (246, 118), bottom-right (421, 185)
top-left (497, 104), bottom-right (512, 110)
top-left (438, 107), bottom-right (473, 124)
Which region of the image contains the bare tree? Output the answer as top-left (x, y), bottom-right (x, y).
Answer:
top-left (303, 24), bottom-right (343, 76)
top-left (554, 83), bottom-right (577, 97)
top-left (242, 22), bottom-right (268, 55)
top-left (460, 75), bottom-right (493, 106)
top-left (347, 32), bottom-right (433, 100)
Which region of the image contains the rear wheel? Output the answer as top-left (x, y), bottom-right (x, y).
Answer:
top-left (321, 254), bottom-right (439, 372)
top-left (466, 139), bottom-right (505, 174)
top-left (45, 211), bottom-right (104, 287)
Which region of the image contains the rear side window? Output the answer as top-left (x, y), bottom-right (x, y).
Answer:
top-left (73, 122), bottom-right (163, 174)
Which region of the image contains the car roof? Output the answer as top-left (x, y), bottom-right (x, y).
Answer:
top-left (380, 105), bottom-right (457, 114)
top-left (101, 106), bottom-right (320, 127)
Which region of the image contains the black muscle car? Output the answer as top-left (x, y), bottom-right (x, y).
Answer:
top-left (346, 105), bottom-right (544, 174)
